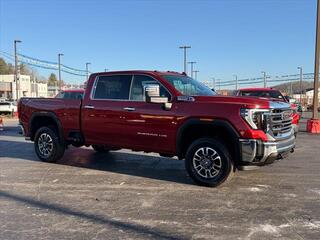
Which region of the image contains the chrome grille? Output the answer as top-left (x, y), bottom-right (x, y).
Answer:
top-left (269, 109), bottom-right (293, 137)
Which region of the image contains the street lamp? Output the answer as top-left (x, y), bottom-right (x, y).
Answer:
top-left (188, 61), bottom-right (196, 78)
top-left (297, 67), bottom-right (303, 104)
top-left (179, 46), bottom-right (191, 74)
top-left (58, 53), bottom-right (64, 91)
top-left (14, 40), bottom-right (22, 100)
top-left (86, 62), bottom-right (91, 80)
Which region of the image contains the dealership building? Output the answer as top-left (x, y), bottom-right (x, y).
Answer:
top-left (0, 74), bottom-right (48, 99)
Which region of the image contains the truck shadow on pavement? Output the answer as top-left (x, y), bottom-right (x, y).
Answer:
top-left (0, 190), bottom-right (187, 240)
top-left (61, 147), bottom-right (194, 185)
top-left (0, 137), bottom-right (194, 185)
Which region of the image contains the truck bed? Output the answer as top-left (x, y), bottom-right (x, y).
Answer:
top-left (19, 98), bottom-right (82, 139)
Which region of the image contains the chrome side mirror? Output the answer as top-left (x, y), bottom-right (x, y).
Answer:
top-left (144, 84), bottom-right (168, 104)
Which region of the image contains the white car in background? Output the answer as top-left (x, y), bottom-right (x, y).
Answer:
top-left (0, 101), bottom-right (17, 113)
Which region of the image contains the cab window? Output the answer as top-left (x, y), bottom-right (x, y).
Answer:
top-left (130, 75), bottom-right (171, 101)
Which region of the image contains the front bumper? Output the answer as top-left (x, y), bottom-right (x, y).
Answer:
top-left (240, 134), bottom-right (295, 165)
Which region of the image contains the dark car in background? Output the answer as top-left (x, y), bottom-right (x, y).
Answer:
top-left (55, 89), bottom-right (84, 99)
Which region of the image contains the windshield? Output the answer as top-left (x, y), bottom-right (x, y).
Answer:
top-left (239, 90), bottom-right (285, 101)
top-left (162, 75), bottom-right (216, 96)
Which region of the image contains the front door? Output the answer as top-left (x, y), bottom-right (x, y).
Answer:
top-left (122, 74), bottom-right (177, 153)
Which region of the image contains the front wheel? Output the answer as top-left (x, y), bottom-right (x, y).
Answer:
top-left (185, 138), bottom-right (234, 187)
top-left (34, 126), bottom-right (65, 162)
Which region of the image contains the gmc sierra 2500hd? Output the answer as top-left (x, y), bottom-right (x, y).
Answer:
top-left (19, 71), bottom-right (295, 187)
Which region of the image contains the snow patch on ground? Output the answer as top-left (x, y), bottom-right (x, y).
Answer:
top-left (282, 193), bottom-right (297, 198)
top-left (302, 220), bottom-right (320, 229)
top-left (256, 184), bottom-right (270, 188)
top-left (309, 189), bottom-right (320, 195)
top-left (248, 187), bottom-right (263, 192)
top-left (248, 224), bottom-right (280, 238)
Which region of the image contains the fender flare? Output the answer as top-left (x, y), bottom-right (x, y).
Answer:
top-left (176, 118), bottom-right (240, 159)
top-left (29, 112), bottom-right (64, 143)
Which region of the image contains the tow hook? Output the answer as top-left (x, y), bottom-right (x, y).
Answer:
top-left (290, 148), bottom-right (294, 153)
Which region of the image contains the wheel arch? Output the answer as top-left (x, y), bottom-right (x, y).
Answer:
top-left (176, 119), bottom-right (240, 163)
top-left (29, 112), bottom-right (64, 144)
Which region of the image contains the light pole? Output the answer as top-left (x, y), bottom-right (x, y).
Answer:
top-left (58, 53), bottom-right (63, 91)
top-left (193, 70), bottom-right (199, 80)
top-left (188, 61), bottom-right (196, 78)
top-left (313, 0), bottom-right (320, 121)
top-left (212, 77), bottom-right (216, 89)
top-left (218, 79), bottom-right (221, 91)
top-left (297, 66), bottom-right (303, 104)
top-left (104, 68), bottom-right (109, 72)
top-left (262, 71), bottom-right (267, 87)
top-left (179, 46), bottom-right (191, 74)
top-left (86, 62), bottom-right (91, 81)
top-left (14, 40), bottom-right (22, 100)
top-left (233, 74), bottom-right (238, 90)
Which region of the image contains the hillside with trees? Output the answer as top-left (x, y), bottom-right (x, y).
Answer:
top-left (272, 81), bottom-right (314, 94)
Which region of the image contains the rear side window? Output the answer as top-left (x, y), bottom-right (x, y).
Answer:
top-left (93, 75), bottom-right (132, 100)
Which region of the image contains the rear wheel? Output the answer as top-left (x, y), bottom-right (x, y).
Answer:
top-left (185, 138), bottom-right (234, 187)
top-left (34, 126), bottom-right (65, 162)
top-left (92, 145), bottom-right (110, 153)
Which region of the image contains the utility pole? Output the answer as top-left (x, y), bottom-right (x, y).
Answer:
top-left (262, 71), bottom-right (267, 88)
top-left (14, 40), bottom-right (22, 100)
top-left (233, 74), bottom-right (238, 90)
top-left (179, 46), bottom-right (191, 74)
top-left (58, 53), bottom-right (63, 91)
top-left (193, 70), bottom-right (199, 80)
top-left (212, 77), bottom-right (216, 89)
top-left (297, 66), bottom-right (303, 104)
top-left (86, 62), bottom-right (91, 81)
top-left (313, 0), bottom-right (320, 120)
top-left (188, 61), bottom-right (196, 78)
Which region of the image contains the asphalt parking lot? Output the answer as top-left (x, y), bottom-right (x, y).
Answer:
top-left (0, 115), bottom-right (320, 240)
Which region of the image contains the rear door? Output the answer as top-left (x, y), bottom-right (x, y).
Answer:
top-left (81, 74), bottom-right (133, 147)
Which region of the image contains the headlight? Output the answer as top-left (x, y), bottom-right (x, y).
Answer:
top-left (240, 108), bottom-right (270, 130)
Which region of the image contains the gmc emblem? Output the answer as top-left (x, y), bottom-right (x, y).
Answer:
top-left (282, 111), bottom-right (291, 120)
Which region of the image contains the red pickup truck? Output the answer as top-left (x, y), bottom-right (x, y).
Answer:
top-left (235, 88), bottom-right (300, 135)
top-left (19, 71), bottom-right (295, 187)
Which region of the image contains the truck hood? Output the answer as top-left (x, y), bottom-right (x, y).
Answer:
top-left (193, 95), bottom-right (288, 109)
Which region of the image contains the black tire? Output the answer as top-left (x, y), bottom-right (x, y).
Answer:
top-left (34, 126), bottom-right (65, 162)
top-left (185, 138), bottom-right (234, 187)
top-left (92, 145), bottom-right (110, 153)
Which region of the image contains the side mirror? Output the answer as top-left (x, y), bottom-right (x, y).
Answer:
top-left (144, 84), bottom-right (168, 104)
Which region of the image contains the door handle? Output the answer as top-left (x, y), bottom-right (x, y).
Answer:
top-left (84, 105), bottom-right (95, 109)
top-left (123, 107), bottom-right (135, 111)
